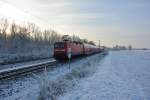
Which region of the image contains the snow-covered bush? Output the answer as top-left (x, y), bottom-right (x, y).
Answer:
top-left (38, 79), bottom-right (66, 100)
top-left (70, 59), bottom-right (98, 79)
top-left (35, 68), bottom-right (74, 100)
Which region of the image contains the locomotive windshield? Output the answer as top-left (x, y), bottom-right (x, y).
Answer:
top-left (54, 42), bottom-right (65, 48)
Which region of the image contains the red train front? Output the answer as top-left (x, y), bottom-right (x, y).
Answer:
top-left (54, 42), bottom-right (68, 59)
top-left (54, 41), bottom-right (84, 60)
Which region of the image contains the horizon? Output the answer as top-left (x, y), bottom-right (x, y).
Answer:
top-left (0, 0), bottom-right (150, 48)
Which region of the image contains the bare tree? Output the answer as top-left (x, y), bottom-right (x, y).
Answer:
top-left (0, 18), bottom-right (8, 40)
top-left (10, 22), bottom-right (18, 38)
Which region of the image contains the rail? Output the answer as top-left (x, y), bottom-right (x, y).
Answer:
top-left (0, 59), bottom-right (57, 79)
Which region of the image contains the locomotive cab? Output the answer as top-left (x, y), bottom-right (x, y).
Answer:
top-left (54, 42), bottom-right (68, 59)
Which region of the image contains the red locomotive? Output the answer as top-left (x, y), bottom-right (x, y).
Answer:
top-left (54, 35), bottom-right (101, 60)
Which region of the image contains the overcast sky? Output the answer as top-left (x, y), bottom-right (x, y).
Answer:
top-left (0, 0), bottom-right (150, 48)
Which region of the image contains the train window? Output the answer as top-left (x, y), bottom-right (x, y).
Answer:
top-left (54, 43), bottom-right (65, 48)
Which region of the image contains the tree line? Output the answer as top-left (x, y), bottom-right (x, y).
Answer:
top-left (0, 18), bottom-right (62, 53)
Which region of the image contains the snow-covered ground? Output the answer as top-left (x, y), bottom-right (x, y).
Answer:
top-left (0, 53), bottom-right (104, 100)
top-left (0, 50), bottom-right (150, 100)
top-left (59, 50), bottom-right (150, 100)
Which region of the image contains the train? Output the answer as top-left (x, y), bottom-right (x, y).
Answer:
top-left (53, 35), bottom-right (102, 60)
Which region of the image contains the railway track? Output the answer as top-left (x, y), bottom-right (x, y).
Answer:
top-left (0, 59), bottom-right (57, 80)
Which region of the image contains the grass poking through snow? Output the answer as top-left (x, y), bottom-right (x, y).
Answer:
top-left (34, 54), bottom-right (105, 100)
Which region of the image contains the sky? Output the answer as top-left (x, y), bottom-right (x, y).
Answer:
top-left (0, 0), bottom-right (150, 48)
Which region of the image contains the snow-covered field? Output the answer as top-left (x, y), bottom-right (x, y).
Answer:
top-left (59, 50), bottom-right (150, 100)
top-left (0, 50), bottom-right (150, 100)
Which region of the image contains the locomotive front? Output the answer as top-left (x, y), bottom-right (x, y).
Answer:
top-left (54, 42), bottom-right (68, 60)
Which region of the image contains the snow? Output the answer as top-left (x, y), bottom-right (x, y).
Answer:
top-left (0, 58), bottom-right (56, 74)
top-left (1, 50), bottom-right (150, 100)
top-left (59, 50), bottom-right (150, 100)
top-left (0, 58), bottom-right (54, 70)
top-left (0, 54), bottom-right (102, 100)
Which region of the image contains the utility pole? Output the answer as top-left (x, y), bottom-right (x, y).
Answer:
top-left (99, 40), bottom-right (101, 49)
top-left (68, 47), bottom-right (71, 70)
